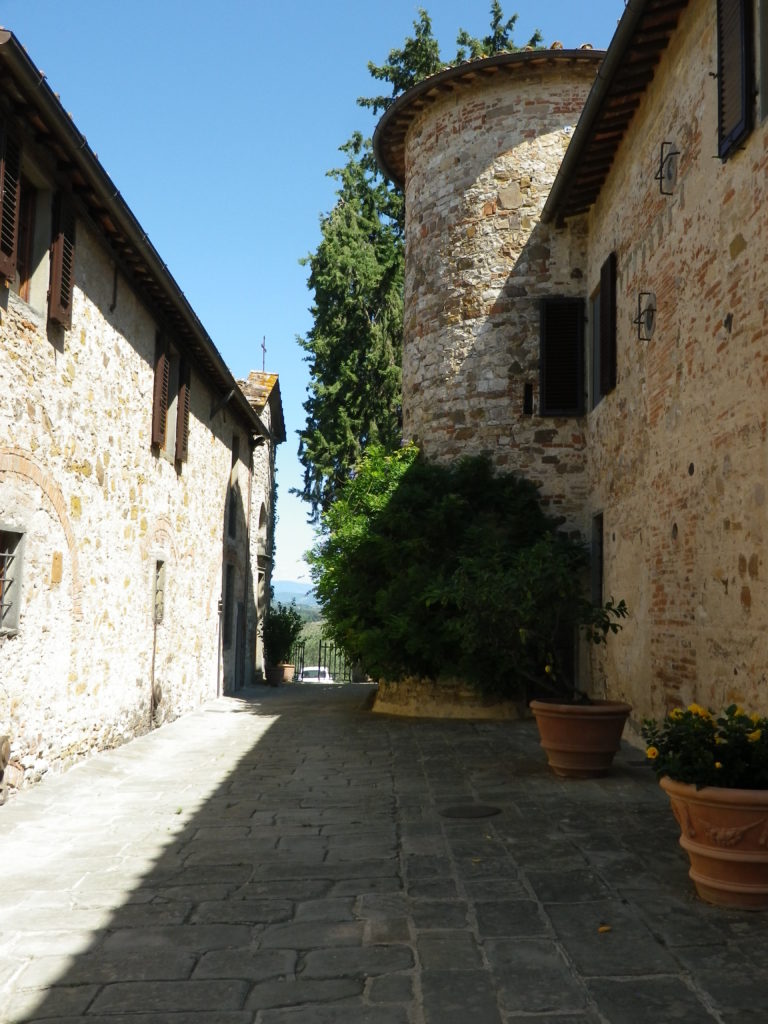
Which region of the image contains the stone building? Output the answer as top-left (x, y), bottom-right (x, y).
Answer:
top-left (239, 371), bottom-right (286, 680)
top-left (375, 0), bottom-right (768, 721)
top-left (0, 29), bottom-right (282, 794)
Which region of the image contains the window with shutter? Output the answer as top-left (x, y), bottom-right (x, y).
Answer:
top-left (49, 193), bottom-right (76, 328)
top-left (717, 0), bottom-right (754, 159)
top-left (599, 252), bottom-right (617, 399)
top-left (0, 127), bottom-right (21, 282)
top-left (0, 529), bottom-right (24, 635)
top-left (174, 359), bottom-right (191, 464)
top-left (539, 297), bottom-right (584, 416)
top-left (152, 334), bottom-right (170, 449)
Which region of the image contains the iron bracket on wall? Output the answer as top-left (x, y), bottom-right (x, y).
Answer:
top-left (655, 141), bottom-right (680, 195)
top-left (633, 292), bottom-right (656, 341)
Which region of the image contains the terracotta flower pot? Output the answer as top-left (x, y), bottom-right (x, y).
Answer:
top-left (660, 776), bottom-right (768, 909)
top-left (265, 664), bottom-right (295, 687)
top-left (529, 698), bottom-right (632, 778)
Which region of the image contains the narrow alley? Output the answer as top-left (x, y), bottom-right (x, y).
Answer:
top-left (1, 684), bottom-right (763, 1023)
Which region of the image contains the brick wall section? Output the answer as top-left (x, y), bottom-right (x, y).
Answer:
top-left (402, 61), bottom-right (597, 529)
top-left (581, 0), bottom-right (768, 718)
top-left (0, 221), bottom-right (256, 787)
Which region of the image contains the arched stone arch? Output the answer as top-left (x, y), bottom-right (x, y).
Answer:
top-left (140, 516), bottom-right (179, 564)
top-left (0, 447), bottom-right (83, 620)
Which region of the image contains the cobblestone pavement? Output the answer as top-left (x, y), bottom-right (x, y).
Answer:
top-left (1, 683), bottom-right (766, 1023)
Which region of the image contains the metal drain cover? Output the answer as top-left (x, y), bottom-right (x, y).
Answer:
top-left (439, 804), bottom-right (501, 818)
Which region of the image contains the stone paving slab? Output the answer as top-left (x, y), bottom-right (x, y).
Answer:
top-left (1, 683), bottom-right (767, 1023)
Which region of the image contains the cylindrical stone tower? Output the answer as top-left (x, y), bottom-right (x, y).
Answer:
top-left (375, 48), bottom-right (603, 529)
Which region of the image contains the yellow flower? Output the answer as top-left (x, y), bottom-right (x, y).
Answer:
top-left (687, 703), bottom-right (710, 719)
top-left (715, 762), bottom-right (723, 769)
top-left (734, 705), bottom-right (746, 718)
top-left (669, 708), bottom-right (684, 720)
top-left (544, 664), bottom-right (553, 675)
top-left (646, 746), bottom-right (659, 760)
top-left (751, 712), bottom-right (762, 725)
top-left (747, 729), bottom-right (762, 743)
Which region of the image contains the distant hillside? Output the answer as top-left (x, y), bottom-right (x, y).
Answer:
top-left (272, 580), bottom-right (318, 608)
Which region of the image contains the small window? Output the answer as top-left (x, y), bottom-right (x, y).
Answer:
top-left (717, 0), bottom-right (754, 159)
top-left (593, 252), bottom-right (617, 406)
top-left (152, 335), bottom-right (189, 465)
top-left (16, 177), bottom-right (36, 302)
top-left (174, 360), bottom-right (190, 465)
top-left (151, 334), bottom-right (171, 449)
top-left (539, 297), bottom-right (585, 416)
top-left (153, 560), bottom-right (166, 625)
top-left (0, 126), bottom-right (21, 282)
top-left (0, 529), bottom-right (24, 634)
top-left (49, 193), bottom-right (76, 328)
top-left (590, 286), bottom-right (601, 408)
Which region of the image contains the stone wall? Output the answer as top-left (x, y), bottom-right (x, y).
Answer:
top-left (580, 0), bottom-right (768, 718)
top-left (0, 219), bottom-right (256, 790)
top-left (401, 59), bottom-right (597, 530)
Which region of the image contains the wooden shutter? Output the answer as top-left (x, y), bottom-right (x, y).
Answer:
top-left (49, 193), bottom-right (76, 328)
top-left (540, 298), bottom-right (584, 416)
top-left (0, 127), bottom-right (20, 282)
top-left (599, 252), bottom-right (617, 396)
top-left (717, 0), bottom-right (753, 159)
top-left (175, 359), bottom-right (191, 463)
top-left (151, 334), bottom-right (170, 448)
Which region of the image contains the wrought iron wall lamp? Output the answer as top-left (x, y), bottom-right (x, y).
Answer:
top-left (655, 141), bottom-right (680, 195)
top-left (634, 292), bottom-right (656, 341)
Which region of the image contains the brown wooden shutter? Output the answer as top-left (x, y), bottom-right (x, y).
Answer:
top-left (151, 334), bottom-right (170, 448)
top-left (717, 0), bottom-right (753, 159)
top-left (599, 252), bottom-right (617, 396)
top-left (0, 127), bottom-right (21, 282)
top-left (49, 193), bottom-right (76, 328)
top-left (175, 359), bottom-right (191, 463)
top-left (539, 297), bottom-right (584, 416)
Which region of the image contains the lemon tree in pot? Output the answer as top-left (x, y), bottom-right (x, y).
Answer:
top-left (642, 704), bottom-right (768, 908)
top-left (517, 540), bottom-right (630, 779)
top-left (263, 601), bottom-right (303, 685)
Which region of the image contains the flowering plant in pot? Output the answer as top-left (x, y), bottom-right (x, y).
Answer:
top-left (642, 704), bottom-right (768, 908)
top-left (263, 601), bottom-right (303, 684)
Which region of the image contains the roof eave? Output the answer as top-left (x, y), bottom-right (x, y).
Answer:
top-left (542, 0), bottom-right (690, 224)
top-left (373, 48), bottom-right (605, 188)
top-left (0, 29), bottom-right (263, 436)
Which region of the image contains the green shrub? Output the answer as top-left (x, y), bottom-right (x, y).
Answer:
top-left (263, 601), bottom-right (304, 665)
top-left (309, 444), bottom-right (625, 697)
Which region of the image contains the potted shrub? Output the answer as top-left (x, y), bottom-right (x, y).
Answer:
top-left (263, 601), bottom-right (303, 685)
top-left (642, 704), bottom-right (768, 908)
top-left (525, 579), bottom-right (631, 779)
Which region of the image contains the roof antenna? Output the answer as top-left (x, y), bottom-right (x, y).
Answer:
top-left (261, 335), bottom-right (267, 372)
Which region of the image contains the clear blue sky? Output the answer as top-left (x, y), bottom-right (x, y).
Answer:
top-left (2, 0), bottom-right (624, 582)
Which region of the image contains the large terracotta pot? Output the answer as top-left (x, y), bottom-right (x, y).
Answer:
top-left (529, 698), bottom-right (632, 778)
top-left (265, 664), bottom-right (295, 687)
top-left (660, 776), bottom-right (768, 909)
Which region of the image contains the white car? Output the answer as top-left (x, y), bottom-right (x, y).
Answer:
top-left (298, 666), bottom-right (334, 684)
